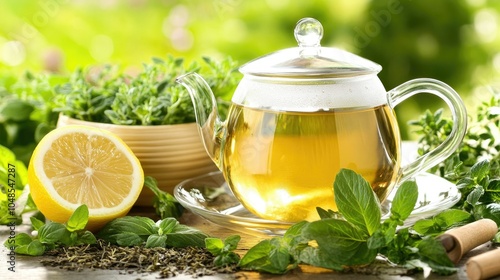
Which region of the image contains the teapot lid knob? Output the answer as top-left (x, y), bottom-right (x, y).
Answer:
top-left (294, 18), bottom-right (323, 48)
top-left (239, 17), bottom-right (382, 78)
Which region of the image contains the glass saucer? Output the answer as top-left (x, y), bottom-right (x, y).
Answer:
top-left (173, 171), bottom-right (460, 237)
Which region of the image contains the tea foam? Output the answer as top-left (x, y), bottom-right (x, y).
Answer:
top-left (232, 75), bottom-right (388, 112)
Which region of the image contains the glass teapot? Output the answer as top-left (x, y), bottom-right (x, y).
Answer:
top-left (177, 18), bottom-right (467, 222)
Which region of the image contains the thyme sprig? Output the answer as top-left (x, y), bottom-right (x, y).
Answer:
top-left (409, 91), bottom-right (500, 229)
top-left (409, 93), bottom-right (500, 182)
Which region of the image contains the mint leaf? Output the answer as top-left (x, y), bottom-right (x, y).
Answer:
top-left (238, 222), bottom-right (308, 273)
top-left (221, 235), bottom-right (240, 251)
top-left (113, 233), bottom-right (145, 246)
top-left (0, 99), bottom-right (34, 121)
top-left (146, 234), bottom-right (167, 248)
top-left (483, 180), bottom-right (500, 202)
top-left (477, 203), bottom-right (500, 226)
top-left (266, 238), bottom-right (295, 273)
top-left (334, 169), bottom-right (381, 235)
top-left (494, 232), bottom-right (500, 244)
top-left (413, 209), bottom-right (472, 236)
top-left (4, 232), bottom-right (31, 248)
top-left (299, 246), bottom-right (343, 271)
top-left (97, 216), bottom-right (158, 244)
top-left (66, 204), bottom-right (89, 232)
top-left (379, 227), bottom-right (416, 264)
top-left (157, 217), bottom-right (178, 234)
top-left (283, 220), bottom-right (309, 244)
top-left (205, 235), bottom-right (241, 266)
top-left (77, 231), bottom-right (97, 245)
top-left (417, 237), bottom-right (457, 275)
top-left (5, 233), bottom-right (44, 256)
top-left (303, 218), bottom-right (376, 266)
top-left (467, 186), bottom-right (484, 205)
top-left (368, 180), bottom-right (419, 249)
top-left (16, 240), bottom-right (45, 256)
top-left (205, 237), bottom-right (225, 255)
top-left (316, 207), bottom-right (341, 220)
top-left (164, 223), bottom-right (208, 248)
top-left (38, 222), bottom-right (67, 244)
top-left (390, 180), bottom-right (418, 222)
top-left (239, 239), bottom-right (273, 270)
top-left (367, 219), bottom-right (398, 249)
top-left (145, 176), bottom-right (183, 219)
top-left (470, 160), bottom-right (490, 181)
top-left (30, 216), bottom-right (45, 231)
top-left (239, 238), bottom-right (295, 274)
top-left (58, 231), bottom-right (77, 246)
top-left (98, 216), bottom-right (208, 248)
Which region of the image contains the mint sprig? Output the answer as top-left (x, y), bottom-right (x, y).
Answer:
top-left (239, 221), bottom-right (308, 274)
top-left (205, 235), bottom-right (241, 266)
top-left (4, 204), bottom-right (96, 256)
top-left (333, 169), bottom-right (381, 235)
top-left (238, 169), bottom-right (456, 275)
top-left (144, 176), bottom-right (183, 219)
top-left (97, 216), bottom-right (208, 248)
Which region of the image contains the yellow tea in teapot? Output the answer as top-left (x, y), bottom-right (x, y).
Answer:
top-left (223, 104), bottom-right (401, 222)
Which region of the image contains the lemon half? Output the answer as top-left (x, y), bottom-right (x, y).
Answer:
top-left (28, 125), bottom-right (144, 232)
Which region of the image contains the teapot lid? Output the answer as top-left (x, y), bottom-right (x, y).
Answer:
top-left (239, 18), bottom-right (382, 78)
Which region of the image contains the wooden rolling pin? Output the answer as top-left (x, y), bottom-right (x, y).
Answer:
top-left (437, 219), bottom-right (498, 264)
top-left (466, 248), bottom-right (500, 280)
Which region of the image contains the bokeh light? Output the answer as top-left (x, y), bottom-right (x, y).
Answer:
top-left (1, 41), bottom-right (26, 66)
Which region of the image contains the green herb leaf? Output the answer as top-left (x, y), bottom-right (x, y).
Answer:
top-left (333, 169), bottom-right (381, 235)
top-left (205, 235), bottom-right (241, 266)
top-left (145, 176), bottom-right (183, 219)
top-left (163, 223), bottom-right (209, 248)
top-left (417, 237), bottom-right (457, 275)
top-left (115, 233), bottom-right (145, 246)
top-left (0, 99), bottom-right (34, 121)
top-left (15, 239), bottom-right (45, 256)
top-left (379, 227), bottom-right (417, 265)
top-left (478, 203), bottom-right (500, 226)
top-left (55, 56), bottom-right (239, 125)
top-left (98, 216), bottom-right (208, 248)
top-left (205, 237), bottom-right (225, 255)
top-left (483, 180), bottom-right (500, 202)
top-left (77, 231), bottom-right (97, 245)
top-left (303, 218), bottom-right (376, 266)
top-left (390, 180), bottom-right (419, 222)
top-left (470, 160), bottom-right (490, 181)
top-left (239, 238), bottom-right (295, 274)
top-left (316, 207), bottom-right (341, 220)
top-left (66, 204), bottom-right (89, 232)
top-left (494, 232), bottom-right (500, 244)
top-left (467, 186), bottom-right (485, 205)
top-left (367, 219), bottom-right (398, 249)
top-left (413, 209), bottom-right (472, 236)
top-left (239, 239), bottom-right (273, 271)
top-left (145, 234), bottom-right (168, 248)
top-left (299, 246), bottom-right (343, 271)
top-left (58, 231), bottom-right (77, 246)
top-left (30, 216), bottom-right (45, 231)
top-left (157, 216), bottom-right (178, 234)
top-left (38, 222), bottom-right (67, 244)
top-left (368, 180), bottom-right (419, 249)
top-left (97, 216), bottom-right (158, 245)
top-left (221, 235), bottom-right (240, 251)
top-left (3, 232), bottom-right (30, 249)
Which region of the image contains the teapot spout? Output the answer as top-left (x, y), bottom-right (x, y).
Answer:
top-left (176, 72), bottom-right (224, 168)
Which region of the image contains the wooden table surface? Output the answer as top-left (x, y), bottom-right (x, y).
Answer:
top-left (1, 206), bottom-right (499, 280)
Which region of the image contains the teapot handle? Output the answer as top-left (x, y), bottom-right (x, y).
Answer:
top-left (388, 78), bottom-right (467, 183)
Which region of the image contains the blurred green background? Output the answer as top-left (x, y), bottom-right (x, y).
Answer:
top-left (1, 0), bottom-right (500, 138)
